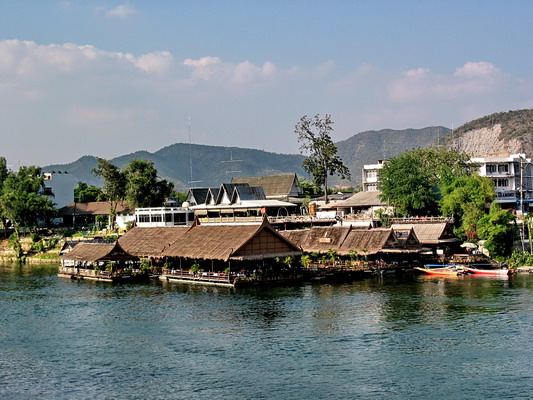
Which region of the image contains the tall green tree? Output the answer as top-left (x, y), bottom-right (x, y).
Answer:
top-left (0, 166), bottom-right (56, 258)
top-left (92, 158), bottom-right (126, 227)
top-left (477, 203), bottom-right (516, 258)
top-left (379, 152), bottom-right (438, 216)
top-left (294, 114), bottom-right (350, 203)
top-left (440, 174), bottom-right (494, 239)
top-left (379, 147), bottom-right (480, 216)
top-left (122, 159), bottom-right (174, 208)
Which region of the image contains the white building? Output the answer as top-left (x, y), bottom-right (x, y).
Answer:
top-left (362, 160), bottom-right (387, 191)
top-left (471, 153), bottom-right (533, 211)
top-left (43, 171), bottom-right (78, 208)
top-left (134, 207), bottom-right (195, 227)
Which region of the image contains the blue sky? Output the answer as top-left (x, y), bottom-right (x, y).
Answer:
top-left (1, 1), bottom-right (533, 167)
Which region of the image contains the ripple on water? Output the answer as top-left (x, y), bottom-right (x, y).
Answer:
top-left (1, 265), bottom-right (533, 399)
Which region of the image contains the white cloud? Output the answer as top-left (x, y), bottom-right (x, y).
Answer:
top-left (454, 61), bottom-right (500, 78)
top-left (105, 3), bottom-right (137, 19)
top-left (0, 38), bottom-right (530, 166)
top-left (388, 62), bottom-right (505, 103)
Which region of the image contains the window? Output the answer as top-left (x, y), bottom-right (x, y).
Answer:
top-left (366, 170), bottom-right (377, 179)
top-left (165, 213), bottom-right (173, 223)
top-left (496, 178), bottom-right (509, 187)
top-left (486, 165), bottom-right (496, 173)
top-left (137, 214), bottom-right (150, 223)
top-left (151, 214), bottom-right (162, 223)
top-left (498, 164), bottom-right (509, 173)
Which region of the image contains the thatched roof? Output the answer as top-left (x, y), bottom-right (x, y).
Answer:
top-left (333, 191), bottom-right (385, 208)
top-left (118, 226), bottom-right (189, 257)
top-left (118, 219), bottom-right (301, 261)
top-left (339, 229), bottom-right (397, 255)
top-left (59, 201), bottom-right (132, 216)
top-left (231, 174), bottom-right (301, 198)
top-left (279, 226), bottom-right (351, 253)
top-left (281, 226), bottom-right (420, 256)
top-left (163, 220), bottom-right (300, 261)
top-left (391, 223), bottom-right (459, 244)
top-left (60, 242), bottom-right (135, 262)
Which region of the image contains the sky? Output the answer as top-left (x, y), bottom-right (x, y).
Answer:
top-left (1, 1), bottom-right (533, 167)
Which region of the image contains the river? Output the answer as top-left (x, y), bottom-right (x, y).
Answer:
top-left (1, 262), bottom-right (532, 399)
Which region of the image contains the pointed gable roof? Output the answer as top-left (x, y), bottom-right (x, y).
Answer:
top-left (390, 223), bottom-right (459, 244)
top-left (231, 185), bottom-right (266, 203)
top-left (163, 218), bottom-right (300, 261)
top-left (216, 183), bottom-right (249, 205)
top-left (187, 188), bottom-right (210, 206)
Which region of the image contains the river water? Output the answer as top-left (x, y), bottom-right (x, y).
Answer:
top-left (1, 262), bottom-right (532, 400)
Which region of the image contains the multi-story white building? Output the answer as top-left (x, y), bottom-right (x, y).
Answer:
top-left (43, 171), bottom-right (78, 208)
top-left (362, 160), bottom-right (387, 191)
top-left (471, 153), bottom-right (533, 211)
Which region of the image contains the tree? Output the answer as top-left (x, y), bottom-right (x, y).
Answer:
top-left (122, 159), bottom-right (174, 208)
top-left (92, 158), bottom-right (126, 228)
top-left (294, 114), bottom-right (350, 203)
top-left (440, 174), bottom-right (495, 239)
top-left (477, 203), bottom-right (516, 258)
top-left (0, 166), bottom-right (56, 258)
top-left (74, 182), bottom-right (103, 203)
top-left (379, 147), bottom-right (479, 216)
top-left (379, 152), bottom-right (437, 216)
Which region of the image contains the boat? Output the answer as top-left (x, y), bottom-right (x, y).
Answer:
top-left (463, 264), bottom-right (514, 275)
top-left (415, 264), bottom-right (467, 276)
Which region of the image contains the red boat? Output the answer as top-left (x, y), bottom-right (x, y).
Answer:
top-left (463, 266), bottom-right (514, 275)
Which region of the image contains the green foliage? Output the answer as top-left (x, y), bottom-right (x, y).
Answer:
top-left (189, 263), bottom-right (201, 274)
top-left (379, 147), bottom-right (478, 216)
top-left (506, 250), bottom-right (533, 269)
top-left (8, 233), bottom-right (23, 259)
top-left (379, 152), bottom-right (438, 216)
top-left (122, 159), bottom-right (174, 208)
top-left (295, 114), bottom-right (350, 203)
top-left (300, 254), bottom-right (312, 268)
top-left (477, 203), bottom-right (516, 258)
top-left (440, 175), bottom-right (495, 239)
top-left (74, 181), bottom-right (102, 203)
top-left (0, 166), bottom-right (56, 257)
top-left (298, 178), bottom-right (322, 197)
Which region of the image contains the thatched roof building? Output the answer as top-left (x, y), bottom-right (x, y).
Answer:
top-left (280, 226), bottom-right (423, 256)
top-left (118, 218), bottom-right (301, 262)
top-left (60, 242), bottom-right (135, 264)
top-left (118, 226), bottom-right (189, 257)
top-left (390, 223), bottom-right (459, 245)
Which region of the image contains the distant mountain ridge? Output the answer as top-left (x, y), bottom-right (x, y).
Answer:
top-left (43, 127), bottom-right (450, 190)
top-left (42, 110), bottom-right (533, 190)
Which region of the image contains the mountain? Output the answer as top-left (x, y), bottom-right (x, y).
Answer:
top-left (334, 126), bottom-right (450, 186)
top-left (443, 109), bottom-right (533, 157)
top-left (42, 110), bottom-right (533, 191)
top-left (43, 144), bottom-right (307, 191)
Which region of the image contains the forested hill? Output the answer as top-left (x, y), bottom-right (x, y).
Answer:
top-left (334, 126), bottom-right (450, 186)
top-left (43, 144), bottom-right (308, 191)
top-left (443, 109), bottom-right (533, 157)
top-left (43, 127), bottom-right (450, 190)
